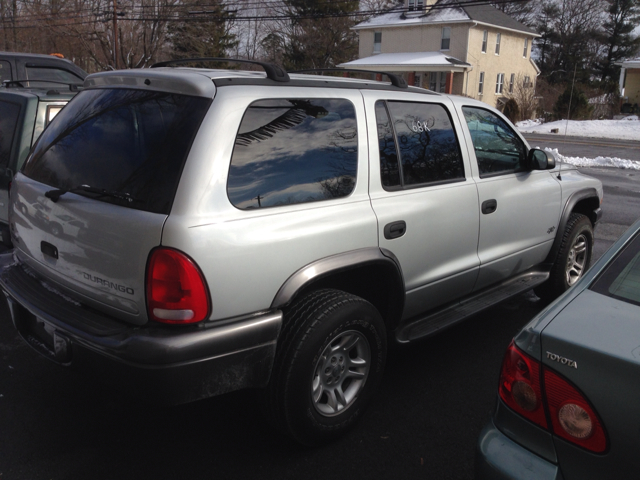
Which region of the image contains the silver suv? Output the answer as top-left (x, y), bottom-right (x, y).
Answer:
top-left (0, 59), bottom-right (603, 445)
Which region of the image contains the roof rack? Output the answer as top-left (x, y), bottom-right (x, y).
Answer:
top-left (289, 68), bottom-right (408, 89)
top-left (150, 57), bottom-right (290, 83)
top-left (1, 79), bottom-right (82, 91)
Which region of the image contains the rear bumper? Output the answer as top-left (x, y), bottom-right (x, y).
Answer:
top-left (0, 254), bottom-right (282, 404)
top-left (476, 420), bottom-right (564, 480)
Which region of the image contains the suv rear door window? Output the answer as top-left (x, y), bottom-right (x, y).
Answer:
top-left (0, 100), bottom-right (22, 168)
top-left (375, 100), bottom-right (464, 189)
top-left (23, 88), bottom-right (211, 214)
top-left (228, 98), bottom-right (357, 210)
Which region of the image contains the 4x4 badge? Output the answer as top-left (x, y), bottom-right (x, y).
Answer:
top-left (546, 351), bottom-right (577, 369)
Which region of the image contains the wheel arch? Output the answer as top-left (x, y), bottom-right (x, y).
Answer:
top-left (545, 188), bottom-right (600, 264)
top-left (270, 248), bottom-right (405, 331)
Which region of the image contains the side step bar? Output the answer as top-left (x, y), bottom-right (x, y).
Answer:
top-left (395, 269), bottom-right (550, 343)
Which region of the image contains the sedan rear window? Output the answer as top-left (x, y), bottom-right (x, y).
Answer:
top-left (591, 232), bottom-right (640, 306)
top-left (23, 88), bottom-right (211, 214)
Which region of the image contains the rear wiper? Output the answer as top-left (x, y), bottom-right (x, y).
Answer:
top-left (44, 185), bottom-right (141, 204)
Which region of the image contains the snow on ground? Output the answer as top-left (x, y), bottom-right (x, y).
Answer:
top-left (516, 116), bottom-right (640, 141)
top-left (543, 148), bottom-right (640, 171)
top-left (516, 116), bottom-right (640, 170)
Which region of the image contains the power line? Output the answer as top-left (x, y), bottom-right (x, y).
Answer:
top-left (0, 0), bottom-right (533, 28)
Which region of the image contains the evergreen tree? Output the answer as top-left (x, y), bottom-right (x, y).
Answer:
top-left (283, 0), bottom-right (359, 70)
top-left (595, 0), bottom-right (640, 88)
top-left (168, 0), bottom-right (237, 61)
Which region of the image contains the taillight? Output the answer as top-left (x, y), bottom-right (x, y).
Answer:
top-left (146, 248), bottom-right (210, 324)
top-left (499, 342), bottom-right (547, 429)
top-left (545, 369), bottom-right (607, 453)
top-left (498, 341), bottom-right (608, 454)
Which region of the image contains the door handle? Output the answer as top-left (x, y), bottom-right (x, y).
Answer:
top-left (481, 199), bottom-right (497, 215)
top-left (384, 221), bottom-right (406, 240)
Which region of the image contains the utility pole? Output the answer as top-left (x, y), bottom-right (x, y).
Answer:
top-left (112, 0), bottom-right (119, 69)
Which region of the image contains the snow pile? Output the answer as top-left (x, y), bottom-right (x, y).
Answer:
top-left (544, 148), bottom-right (640, 171)
top-left (517, 117), bottom-right (640, 141)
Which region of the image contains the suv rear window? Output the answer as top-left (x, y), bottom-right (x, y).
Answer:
top-left (25, 66), bottom-right (84, 87)
top-left (23, 88), bottom-right (211, 214)
top-left (228, 98), bottom-right (358, 210)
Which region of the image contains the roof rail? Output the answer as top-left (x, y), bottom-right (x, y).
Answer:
top-left (150, 57), bottom-right (290, 83)
top-left (1, 79), bottom-right (82, 91)
top-left (289, 68), bottom-right (408, 89)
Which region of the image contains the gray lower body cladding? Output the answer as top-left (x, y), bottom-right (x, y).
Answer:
top-left (0, 255), bottom-right (282, 404)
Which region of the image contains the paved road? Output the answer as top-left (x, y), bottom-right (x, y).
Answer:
top-left (0, 169), bottom-right (637, 480)
top-left (523, 133), bottom-right (640, 161)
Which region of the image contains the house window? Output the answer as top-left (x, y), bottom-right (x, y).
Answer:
top-left (495, 73), bottom-right (504, 94)
top-left (408, 0), bottom-right (423, 11)
top-left (509, 73), bottom-right (515, 93)
top-left (479, 72), bottom-right (484, 95)
top-left (414, 74), bottom-right (422, 87)
top-left (374, 32), bottom-right (382, 53)
top-left (523, 38), bottom-right (528, 57)
top-left (495, 33), bottom-right (501, 55)
top-left (524, 76), bottom-right (531, 88)
top-left (441, 27), bottom-right (451, 50)
top-left (482, 30), bottom-right (488, 53)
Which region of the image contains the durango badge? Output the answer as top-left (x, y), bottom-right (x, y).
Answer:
top-left (546, 351), bottom-right (577, 369)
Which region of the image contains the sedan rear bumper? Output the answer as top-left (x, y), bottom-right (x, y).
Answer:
top-left (476, 420), bottom-right (564, 480)
top-left (0, 255), bottom-right (282, 405)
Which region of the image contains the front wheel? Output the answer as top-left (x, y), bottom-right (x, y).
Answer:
top-left (536, 213), bottom-right (593, 300)
top-left (262, 289), bottom-right (387, 445)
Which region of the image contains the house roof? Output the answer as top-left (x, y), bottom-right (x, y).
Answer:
top-left (354, 0), bottom-right (538, 37)
top-left (621, 57), bottom-right (640, 69)
top-left (338, 51), bottom-right (471, 72)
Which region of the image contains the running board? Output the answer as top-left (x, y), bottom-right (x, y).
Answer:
top-left (395, 270), bottom-right (550, 343)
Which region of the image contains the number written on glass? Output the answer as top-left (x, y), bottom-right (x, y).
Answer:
top-left (411, 120), bottom-right (431, 133)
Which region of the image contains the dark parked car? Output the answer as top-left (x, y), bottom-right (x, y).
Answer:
top-left (0, 51), bottom-right (86, 88)
top-left (477, 218), bottom-right (640, 479)
top-left (0, 86), bottom-right (79, 245)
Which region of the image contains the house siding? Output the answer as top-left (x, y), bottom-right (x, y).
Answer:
top-left (465, 26), bottom-right (538, 107)
top-left (354, 21), bottom-right (538, 114)
top-left (359, 24), bottom-right (469, 60)
top-left (624, 69), bottom-right (640, 105)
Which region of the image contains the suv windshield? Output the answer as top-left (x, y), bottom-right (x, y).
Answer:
top-left (23, 88), bottom-right (211, 214)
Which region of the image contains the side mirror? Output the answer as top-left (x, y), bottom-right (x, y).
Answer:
top-left (528, 148), bottom-right (555, 170)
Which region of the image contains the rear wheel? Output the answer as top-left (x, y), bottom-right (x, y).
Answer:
top-left (536, 213), bottom-right (593, 300)
top-left (263, 289), bottom-right (387, 445)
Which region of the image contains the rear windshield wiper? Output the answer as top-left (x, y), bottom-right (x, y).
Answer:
top-left (44, 185), bottom-right (141, 204)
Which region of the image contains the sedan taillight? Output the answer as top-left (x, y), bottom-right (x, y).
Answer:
top-left (146, 248), bottom-right (210, 324)
top-left (499, 341), bottom-right (607, 453)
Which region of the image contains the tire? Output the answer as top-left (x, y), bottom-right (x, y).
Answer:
top-left (263, 289), bottom-right (387, 446)
top-left (535, 213), bottom-right (593, 300)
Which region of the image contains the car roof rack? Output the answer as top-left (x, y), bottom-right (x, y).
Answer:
top-left (150, 57), bottom-right (290, 83)
top-left (289, 68), bottom-right (408, 89)
top-left (1, 79), bottom-right (82, 91)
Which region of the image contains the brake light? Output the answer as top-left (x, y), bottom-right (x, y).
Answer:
top-left (499, 342), bottom-right (547, 429)
top-left (498, 341), bottom-right (607, 453)
top-left (545, 369), bottom-right (607, 453)
top-left (146, 248), bottom-right (210, 324)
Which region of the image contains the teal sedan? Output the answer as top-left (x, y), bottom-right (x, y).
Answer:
top-left (477, 218), bottom-right (640, 479)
